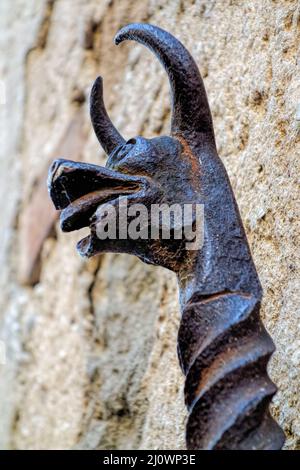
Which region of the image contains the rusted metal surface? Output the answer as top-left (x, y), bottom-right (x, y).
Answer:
top-left (48, 23), bottom-right (285, 449)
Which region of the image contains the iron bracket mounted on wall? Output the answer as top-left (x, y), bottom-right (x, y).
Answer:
top-left (48, 23), bottom-right (285, 450)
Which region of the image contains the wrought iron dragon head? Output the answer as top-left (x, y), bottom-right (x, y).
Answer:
top-left (48, 24), bottom-right (285, 450)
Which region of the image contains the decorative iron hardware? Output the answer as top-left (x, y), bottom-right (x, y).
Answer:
top-left (48, 23), bottom-right (285, 450)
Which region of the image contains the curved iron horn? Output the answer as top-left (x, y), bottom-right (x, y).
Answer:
top-left (115, 23), bottom-right (215, 145)
top-left (90, 76), bottom-right (125, 155)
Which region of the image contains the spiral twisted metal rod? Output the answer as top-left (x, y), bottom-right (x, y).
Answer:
top-left (178, 293), bottom-right (284, 449)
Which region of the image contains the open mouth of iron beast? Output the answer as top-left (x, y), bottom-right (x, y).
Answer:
top-left (48, 158), bottom-right (142, 233)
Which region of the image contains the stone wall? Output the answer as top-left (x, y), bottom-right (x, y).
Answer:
top-left (0, 0), bottom-right (299, 449)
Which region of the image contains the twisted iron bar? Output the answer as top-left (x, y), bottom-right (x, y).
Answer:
top-left (178, 293), bottom-right (283, 449)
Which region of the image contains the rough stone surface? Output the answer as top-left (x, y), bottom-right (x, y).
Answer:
top-left (0, 0), bottom-right (299, 450)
